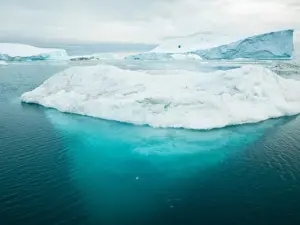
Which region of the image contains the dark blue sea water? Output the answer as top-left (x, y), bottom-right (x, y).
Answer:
top-left (1, 63), bottom-right (300, 225)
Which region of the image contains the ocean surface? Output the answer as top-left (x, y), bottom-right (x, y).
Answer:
top-left (1, 61), bottom-right (300, 225)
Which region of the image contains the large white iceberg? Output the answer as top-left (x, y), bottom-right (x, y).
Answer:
top-left (21, 64), bottom-right (300, 130)
top-left (0, 43), bottom-right (68, 61)
top-left (127, 30), bottom-right (294, 60)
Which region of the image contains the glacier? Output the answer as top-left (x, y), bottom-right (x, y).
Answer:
top-left (126, 30), bottom-right (294, 60)
top-left (0, 43), bottom-right (69, 61)
top-left (21, 64), bottom-right (300, 130)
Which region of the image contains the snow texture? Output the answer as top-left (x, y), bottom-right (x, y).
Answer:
top-left (0, 43), bottom-right (68, 61)
top-left (21, 64), bottom-right (300, 130)
top-left (127, 30), bottom-right (294, 60)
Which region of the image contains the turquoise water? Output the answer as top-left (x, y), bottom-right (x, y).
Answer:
top-left (1, 63), bottom-right (300, 225)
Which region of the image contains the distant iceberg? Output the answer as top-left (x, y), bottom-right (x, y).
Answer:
top-left (125, 52), bottom-right (202, 61)
top-left (127, 30), bottom-right (294, 60)
top-left (21, 64), bottom-right (300, 130)
top-left (0, 43), bottom-right (69, 61)
top-left (70, 53), bottom-right (123, 61)
top-left (196, 30), bottom-right (294, 59)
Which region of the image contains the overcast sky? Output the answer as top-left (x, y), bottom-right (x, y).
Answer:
top-left (0, 0), bottom-right (299, 44)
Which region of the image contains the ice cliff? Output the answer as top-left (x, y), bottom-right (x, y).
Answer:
top-left (21, 64), bottom-right (300, 130)
top-left (126, 30), bottom-right (294, 60)
top-left (196, 30), bottom-right (294, 59)
top-left (0, 43), bottom-right (68, 61)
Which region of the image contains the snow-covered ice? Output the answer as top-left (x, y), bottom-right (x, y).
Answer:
top-left (21, 64), bottom-right (300, 130)
top-left (0, 43), bottom-right (68, 61)
top-left (127, 30), bottom-right (294, 60)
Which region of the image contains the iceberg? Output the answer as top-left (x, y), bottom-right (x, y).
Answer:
top-left (21, 64), bottom-right (300, 130)
top-left (0, 43), bottom-right (69, 61)
top-left (125, 52), bottom-right (202, 61)
top-left (70, 53), bottom-right (124, 61)
top-left (196, 30), bottom-right (294, 60)
top-left (127, 30), bottom-right (294, 60)
top-left (0, 60), bottom-right (7, 65)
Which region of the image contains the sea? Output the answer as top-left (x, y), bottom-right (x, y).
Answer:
top-left (1, 45), bottom-right (300, 225)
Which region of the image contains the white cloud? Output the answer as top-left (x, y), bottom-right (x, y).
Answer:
top-left (0, 0), bottom-right (298, 43)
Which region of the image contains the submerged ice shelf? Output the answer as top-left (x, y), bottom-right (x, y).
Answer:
top-left (21, 64), bottom-right (300, 130)
top-left (0, 43), bottom-right (68, 61)
top-left (127, 30), bottom-right (294, 60)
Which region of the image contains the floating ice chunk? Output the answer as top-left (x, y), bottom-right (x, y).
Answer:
top-left (21, 64), bottom-right (300, 130)
top-left (70, 53), bottom-right (124, 61)
top-left (0, 60), bottom-right (7, 65)
top-left (0, 43), bottom-right (69, 61)
top-left (125, 52), bottom-right (202, 60)
top-left (125, 52), bottom-right (173, 60)
top-left (171, 53), bottom-right (202, 60)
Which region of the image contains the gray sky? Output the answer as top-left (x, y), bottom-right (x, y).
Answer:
top-left (0, 0), bottom-right (299, 44)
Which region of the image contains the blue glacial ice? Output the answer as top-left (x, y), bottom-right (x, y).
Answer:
top-left (126, 30), bottom-right (294, 60)
top-left (0, 43), bottom-right (69, 61)
top-left (196, 30), bottom-right (294, 60)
